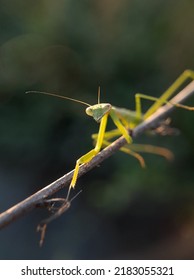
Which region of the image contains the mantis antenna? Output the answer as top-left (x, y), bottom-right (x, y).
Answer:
top-left (97, 86), bottom-right (101, 104)
top-left (26, 91), bottom-right (91, 107)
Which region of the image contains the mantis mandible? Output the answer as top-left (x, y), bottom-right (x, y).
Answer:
top-left (27, 69), bottom-right (194, 199)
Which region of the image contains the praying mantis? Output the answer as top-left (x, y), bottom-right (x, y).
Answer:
top-left (27, 69), bottom-right (194, 200)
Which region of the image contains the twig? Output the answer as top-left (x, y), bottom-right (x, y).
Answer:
top-left (0, 80), bottom-right (194, 230)
top-left (37, 190), bottom-right (82, 246)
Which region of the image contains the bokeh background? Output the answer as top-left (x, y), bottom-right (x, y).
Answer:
top-left (0, 0), bottom-right (194, 259)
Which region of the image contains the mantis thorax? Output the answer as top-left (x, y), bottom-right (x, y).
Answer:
top-left (86, 103), bottom-right (112, 122)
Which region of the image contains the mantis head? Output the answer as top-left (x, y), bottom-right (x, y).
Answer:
top-left (86, 103), bottom-right (112, 122)
top-left (85, 86), bottom-right (112, 122)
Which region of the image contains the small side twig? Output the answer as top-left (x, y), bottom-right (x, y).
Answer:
top-left (0, 80), bottom-right (194, 230)
top-left (37, 190), bottom-right (82, 246)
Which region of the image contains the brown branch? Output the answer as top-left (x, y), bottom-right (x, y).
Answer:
top-left (0, 80), bottom-right (194, 229)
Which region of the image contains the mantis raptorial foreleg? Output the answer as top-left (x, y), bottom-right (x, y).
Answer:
top-left (69, 113), bottom-right (108, 192)
top-left (135, 69), bottom-right (194, 119)
top-left (109, 110), bottom-right (132, 143)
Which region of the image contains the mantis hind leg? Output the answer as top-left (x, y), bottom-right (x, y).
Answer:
top-left (102, 139), bottom-right (146, 168)
top-left (135, 69), bottom-right (194, 120)
top-left (100, 140), bottom-right (173, 168)
top-left (125, 143), bottom-right (174, 161)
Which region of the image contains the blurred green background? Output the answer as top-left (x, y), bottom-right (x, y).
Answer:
top-left (0, 0), bottom-right (194, 259)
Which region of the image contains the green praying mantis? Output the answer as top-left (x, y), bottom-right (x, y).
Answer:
top-left (27, 69), bottom-right (194, 201)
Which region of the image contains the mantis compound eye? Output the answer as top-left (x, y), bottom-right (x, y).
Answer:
top-left (86, 106), bottom-right (93, 116)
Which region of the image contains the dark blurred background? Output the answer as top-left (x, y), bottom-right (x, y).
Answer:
top-left (0, 0), bottom-right (194, 259)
